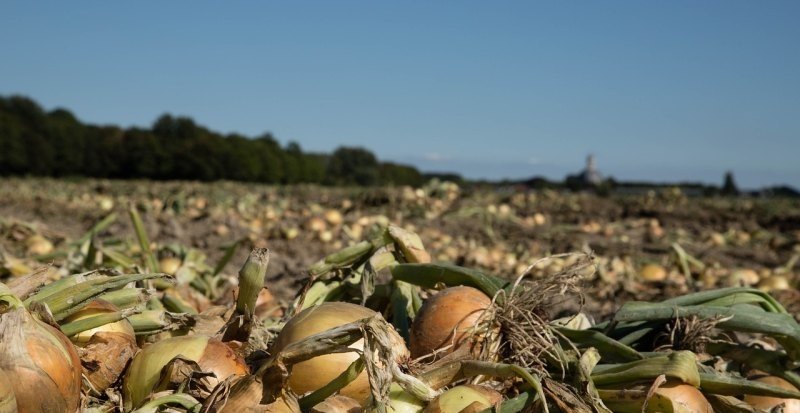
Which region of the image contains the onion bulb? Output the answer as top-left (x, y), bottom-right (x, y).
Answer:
top-left (422, 385), bottom-right (502, 413)
top-left (639, 264), bottom-right (667, 282)
top-left (26, 234), bottom-right (54, 256)
top-left (410, 286), bottom-right (491, 359)
top-left (159, 256), bottom-right (183, 275)
top-left (388, 383), bottom-right (425, 413)
top-left (654, 383), bottom-right (712, 413)
top-left (0, 306), bottom-right (82, 413)
top-left (272, 302), bottom-right (408, 405)
top-left (744, 375), bottom-right (800, 413)
top-left (63, 299), bottom-right (137, 392)
top-left (123, 335), bottom-right (247, 409)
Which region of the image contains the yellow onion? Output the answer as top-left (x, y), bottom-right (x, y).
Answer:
top-left (159, 256), bottom-right (183, 275)
top-left (123, 335), bottom-right (248, 410)
top-left (26, 234), bottom-right (54, 256)
top-left (0, 371), bottom-right (17, 413)
top-left (311, 395), bottom-right (362, 413)
top-left (639, 264), bottom-right (667, 282)
top-left (63, 300), bottom-right (137, 392)
top-left (423, 385), bottom-right (503, 413)
top-left (744, 375), bottom-right (800, 413)
top-left (272, 302), bottom-right (408, 405)
top-left (0, 306), bottom-right (82, 413)
top-left (653, 383), bottom-right (712, 413)
top-left (410, 286), bottom-right (491, 359)
top-left (758, 275), bottom-right (792, 292)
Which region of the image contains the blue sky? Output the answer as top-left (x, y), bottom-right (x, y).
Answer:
top-left (1, 2), bottom-right (798, 188)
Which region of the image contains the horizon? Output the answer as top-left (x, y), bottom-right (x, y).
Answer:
top-left (1, 2), bottom-right (798, 188)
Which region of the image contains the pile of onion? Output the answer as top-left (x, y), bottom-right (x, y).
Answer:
top-left (63, 299), bottom-right (138, 392)
top-left (271, 302), bottom-right (409, 405)
top-left (122, 335), bottom-right (248, 410)
top-left (409, 286), bottom-right (492, 359)
top-left (0, 286), bottom-right (82, 413)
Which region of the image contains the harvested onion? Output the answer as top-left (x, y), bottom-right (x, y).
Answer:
top-left (744, 375), bottom-right (800, 413)
top-left (410, 286), bottom-right (491, 359)
top-left (63, 299), bottom-right (138, 392)
top-left (0, 302), bottom-right (82, 413)
top-left (123, 335), bottom-right (247, 409)
top-left (423, 385), bottom-right (502, 413)
top-left (654, 383), bottom-right (712, 413)
top-left (272, 302), bottom-right (407, 405)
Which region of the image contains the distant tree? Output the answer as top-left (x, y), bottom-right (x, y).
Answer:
top-left (325, 147), bottom-right (379, 186)
top-left (721, 171), bottom-right (739, 196)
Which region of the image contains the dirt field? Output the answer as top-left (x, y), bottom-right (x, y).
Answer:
top-left (1, 178), bottom-right (799, 319)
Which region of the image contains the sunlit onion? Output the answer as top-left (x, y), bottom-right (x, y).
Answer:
top-left (423, 385), bottom-right (502, 413)
top-left (410, 286), bottom-right (491, 359)
top-left (272, 302), bottom-right (408, 405)
top-left (744, 375), bottom-right (800, 413)
top-left (123, 335), bottom-right (248, 409)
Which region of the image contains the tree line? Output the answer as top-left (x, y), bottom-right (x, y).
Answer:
top-left (0, 95), bottom-right (425, 186)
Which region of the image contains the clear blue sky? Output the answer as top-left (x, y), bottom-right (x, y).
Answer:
top-left (2, 2), bottom-right (798, 188)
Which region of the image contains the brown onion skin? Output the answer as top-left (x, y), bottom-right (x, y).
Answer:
top-left (744, 375), bottom-right (800, 413)
top-left (0, 308), bottom-right (82, 413)
top-left (410, 286), bottom-right (491, 359)
top-left (0, 370), bottom-right (17, 413)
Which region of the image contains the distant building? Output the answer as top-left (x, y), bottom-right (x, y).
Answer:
top-left (576, 154), bottom-right (603, 186)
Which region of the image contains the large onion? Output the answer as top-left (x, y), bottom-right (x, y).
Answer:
top-left (423, 385), bottom-right (503, 413)
top-left (123, 335), bottom-right (248, 409)
top-left (744, 375), bottom-right (800, 413)
top-left (0, 306), bottom-right (82, 413)
top-left (272, 302), bottom-right (407, 405)
top-left (410, 286), bottom-right (491, 359)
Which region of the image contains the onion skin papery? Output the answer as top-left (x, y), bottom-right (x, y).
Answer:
top-left (0, 307), bottom-right (82, 413)
top-left (422, 385), bottom-right (503, 413)
top-left (744, 375), bottom-right (800, 413)
top-left (311, 395), bottom-right (363, 413)
top-left (123, 335), bottom-right (247, 410)
top-left (272, 302), bottom-right (403, 406)
top-left (410, 286), bottom-right (492, 359)
top-left (0, 371), bottom-right (18, 413)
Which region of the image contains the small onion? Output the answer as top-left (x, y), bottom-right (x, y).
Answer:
top-left (26, 234), bottom-right (54, 256)
top-left (123, 335), bottom-right (247, 409)
top-left (744, 375), bottom-right (800, 413)
top-left (0, 307), bottom-right (82, 413)
top-left (63, 300), bottom-right (138, 392)
top-left (423, 385), bottom-right (503, 413)
top-left (638, 264), bottom-right (667, 283)
top-left (410, 286), bottom-right (491, 359)
top-left (159, 257), bottom-right (183, 276)
top-left (654, 383), bottom-right (712, 413)
top-left (272, 302), bottom-right (408, 405)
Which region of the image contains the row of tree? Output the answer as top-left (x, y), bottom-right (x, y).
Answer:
top-left (0, 95), bottom-right (426, 186)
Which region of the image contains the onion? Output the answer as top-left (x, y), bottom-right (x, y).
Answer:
top-left (388, 383), bottom-right (425, 413)
top-left (26, 234), bottom-right (54, 256)
top-left (654, 383), bottom-right (712, 413)
top-left (63, 299), bottom-right (138, 392)
top-left (410, 286), bottom-right (491, 359)
top-left (123, 335), bottom-right (248, 409)
top-left (272, 302), bottom-right (407, 405)
top-left (0, 306), bottom-right (82, 413)
top-left (423, 385), bottom-right (502, 413)
top-left (159, 257), bottom-right (183, 275)
top-left (0, 371), bottom-right (17, 413)
top-left (639, 264), bottom-right (667, 282)
top-left (744, 375), bottom-right (800, 413)
top-left (311, 395), bottom-right (362, 413)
